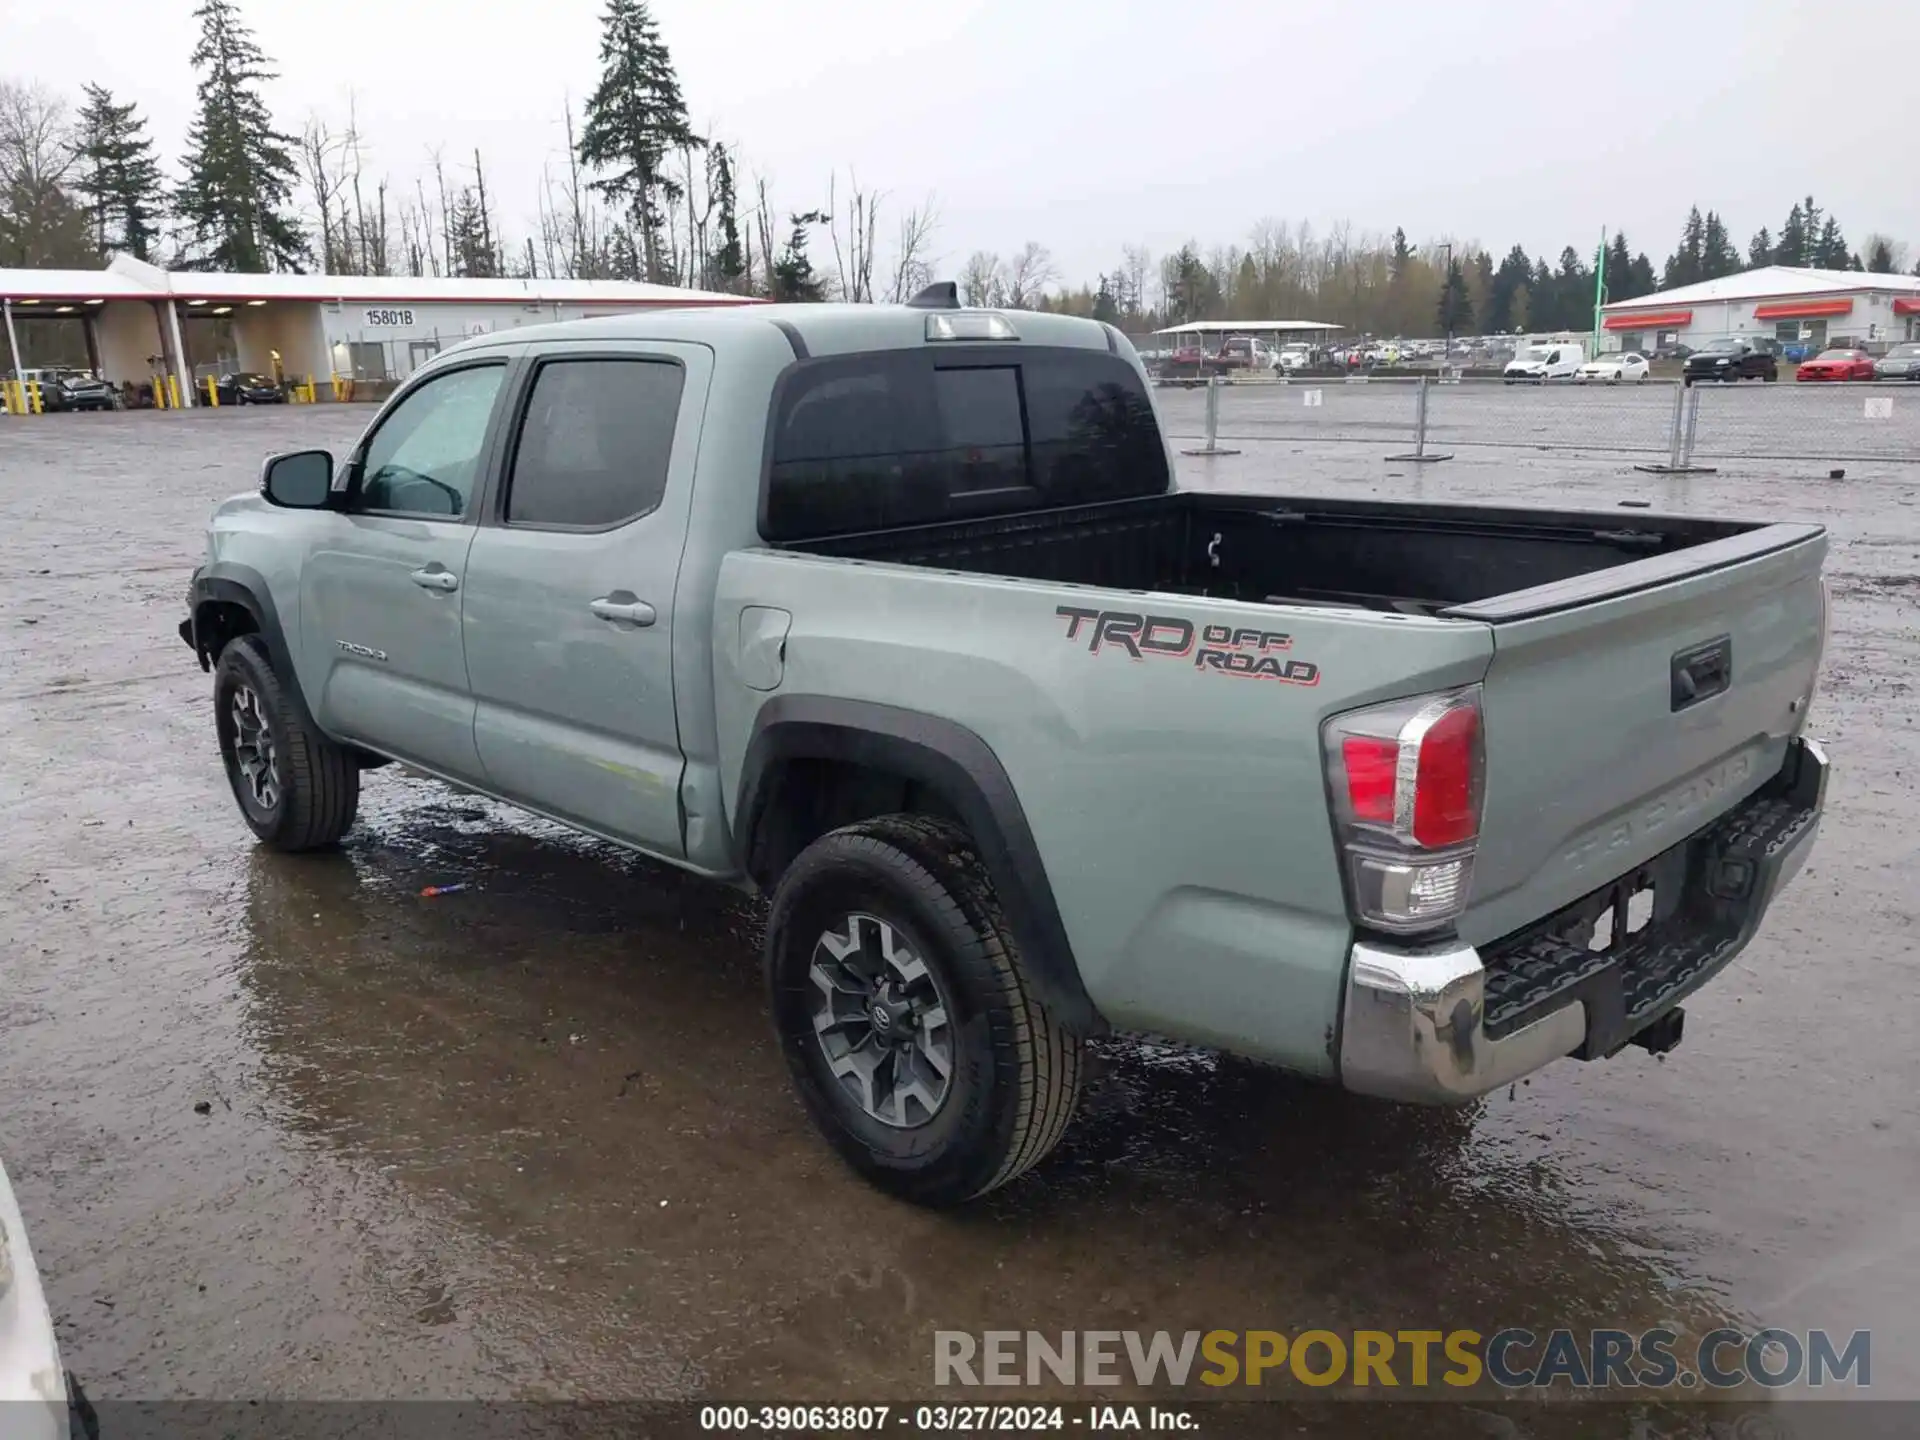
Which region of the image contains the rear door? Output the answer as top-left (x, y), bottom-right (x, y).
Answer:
top-left (460, 341), bottom-right (712, 857)
top-left (1452, 531), bottom-right (1827, 944)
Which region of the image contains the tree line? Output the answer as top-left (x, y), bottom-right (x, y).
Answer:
top-left (1042, 198), bottom-right (1916, 339)
top-left (2, 0), bottom-right (1916, 336)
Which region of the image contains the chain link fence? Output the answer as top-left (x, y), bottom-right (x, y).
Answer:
top-left (1162, 374), bottom-right (1920, 469)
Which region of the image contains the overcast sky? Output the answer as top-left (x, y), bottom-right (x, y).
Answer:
top-left (17, 0), bottom-right (1920, 283)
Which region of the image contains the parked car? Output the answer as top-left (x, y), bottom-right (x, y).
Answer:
top-left (1871, 342), bottom-right (1920, 381)
top-left (21, 367), bottom-right (116, 412)
top-left (1794, 348), bottom-right (1875, 383)
top-left (180, 293), bottom-right (1831, 1206)
top-left (0, 1156), bottom-right (68, 1440)
top-left (1504, 342), bottom-right (1584, 383)
top-left (1274, 343), bottom-right (1313, 372)
top-left (1683, 338), bottom-right (1778, 385)
top-left (215, 372), bottom-right (288, 405)
top-left (1576, 352), bottom-right (1650, 384)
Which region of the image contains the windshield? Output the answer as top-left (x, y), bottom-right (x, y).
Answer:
top-left (1816, 350), bottom-right (1861, 361)
top-left (1883, 344), bottom-right (1920, 359)
top-left (1697, 340), bottom-right (1742, 354)
top-left (232, 373), bottom-right (274, 385)
top-left (1520, 346), bottom-right (1554, 362)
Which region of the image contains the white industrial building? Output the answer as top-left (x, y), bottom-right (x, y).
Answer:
top-left (1599, 265), bottom-right (1920, 355)
top-left (0, 254), bottom-right (755, 405)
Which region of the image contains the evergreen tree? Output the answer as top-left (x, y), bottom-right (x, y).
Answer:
top-left (1626, 251), bottom-right (1657, 299)
top-left (1663, 206), bottom-right (1706, 290)
top-left (1701, 211), bottom-right (1740, 278)
top-left (1812, 216), bottom-right (1852, 269)
top-left (770, 210), bottom-right (825, 301)
top-left (174, 0), bottom-right (306, 271)
top-left (1604, 232), bottom-right (1632, 298)
top-left (1485, 245), bottom-right (1532, 331)
top-left (73, 85), bottom-right (164, 260)
top-left (1554, 246), bottom-right (1591, 330)
top-left (1773, 203), bottom-right (1806, 266)
top-left (1775, 197), bottom-right (1827, 266)
top-left (1091, 274), bottom-right (1120, 326)
top-left (1388, 226), bottom-right (1413, 281)
top-left (1530, 257), bottom-right (1555, 328)
top-left (705, 142), bottom-right (746, 292)
top-left (577, 0), bottom-right (700, 283)
top-left (175, 4), bottom-right (297, 270)
top-left (1163, 245), bottom-right (1217, 325)
top-left (1747, 228), bottom-right (1772, 269)
top-left (447, 188), bottom-right (498, 277)
top-left (1864, 237), bottom-right (1897, 274)
top-left (1435, 256), bottom-right (1471, 336)
top-left (1468, 250), bottom-right (1494, 321)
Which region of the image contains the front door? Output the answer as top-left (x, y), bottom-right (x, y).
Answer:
top-left (461, 342), bottom-right (711, 857)
top-left (299, 359), bottom-right (510, 781)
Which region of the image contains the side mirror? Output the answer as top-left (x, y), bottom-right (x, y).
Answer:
top-left (261, 449), bottom-right (335, 508)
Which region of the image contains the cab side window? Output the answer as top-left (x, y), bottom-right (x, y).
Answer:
top-left (356, 363), bottom-right (506, 518)
top-left (504, 359), bottom-right (685, 528)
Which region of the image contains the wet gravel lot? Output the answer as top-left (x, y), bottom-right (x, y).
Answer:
top-left (2, 401), bottom-right (1915, 1423)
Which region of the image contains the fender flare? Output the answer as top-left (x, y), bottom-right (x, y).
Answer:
top-left (736, 695), bottom-right (1103, 1035)
top-left (188, 563), bottom-right (319, 733)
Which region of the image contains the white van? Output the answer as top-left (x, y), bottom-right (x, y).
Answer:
top-left (1504, 342), bottom-right (1584, 384)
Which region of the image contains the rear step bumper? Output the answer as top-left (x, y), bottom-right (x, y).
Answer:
top-left (1338, 736), bottom-right (1828, 1104)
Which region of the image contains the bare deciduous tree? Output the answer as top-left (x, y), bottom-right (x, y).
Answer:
top-left (884, 195), bottom-right (939, 303)
top-left (960, 250), bottom-right (1003, 307)
top-left (298, 117), bottom-right (351, 272)
top-left (1003, 241), bottom-right (1055, 310)
top-left (825, 169), bottom-right (881, 303)
top-left (0, 80), bottom-right (93, 267)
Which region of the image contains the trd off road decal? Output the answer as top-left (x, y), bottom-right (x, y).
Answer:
top-left (1055, 606), bottom-right (1320, 686)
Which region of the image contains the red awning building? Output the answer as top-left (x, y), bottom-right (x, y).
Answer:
top-left (1598, 266), bottom-right (1920, 354)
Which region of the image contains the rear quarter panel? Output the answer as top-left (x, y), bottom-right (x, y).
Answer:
top-left (714, 551), bottom-right (1495, 1072)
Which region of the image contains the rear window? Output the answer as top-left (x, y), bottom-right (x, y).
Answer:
top-left (763, 346), bottom-right (1167, 540)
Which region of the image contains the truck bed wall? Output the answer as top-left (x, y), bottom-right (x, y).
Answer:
top-left (786, 493), bottom-right (1758, 614)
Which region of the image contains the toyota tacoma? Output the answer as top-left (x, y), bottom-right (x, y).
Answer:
top-left (180, 289), bottom-right (1831, 1205)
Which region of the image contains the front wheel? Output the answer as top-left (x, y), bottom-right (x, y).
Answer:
top-left (213, 634), bottom-right (360, 850)
top-left (765, 816), bottom-right (1084, 1206)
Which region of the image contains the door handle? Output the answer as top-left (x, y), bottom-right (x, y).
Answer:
top-left (409, 565), bottom-right (459, 593)
top-left (589, 593), bottom-right (657, 627)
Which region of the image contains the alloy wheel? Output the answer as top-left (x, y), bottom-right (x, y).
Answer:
top-left (807, 912), bottom-right (955, 1127)
top-left (229, 684), bottom-right (281, 811)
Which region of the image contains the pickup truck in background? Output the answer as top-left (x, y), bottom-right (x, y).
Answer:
top-left (1683, 337), bottom-right (1781, 384)
top-left (181, 291), bottom-right (1831, 1206)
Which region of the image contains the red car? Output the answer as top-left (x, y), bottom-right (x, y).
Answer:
top-left (1795, 348), bottom-right (1876, 382)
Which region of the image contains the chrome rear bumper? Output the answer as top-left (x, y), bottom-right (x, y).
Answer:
top-left (1338, 737), bottom-right (1828, 1104)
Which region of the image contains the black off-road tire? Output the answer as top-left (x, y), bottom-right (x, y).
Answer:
top-left (212, 634), bottom-right (359, 851)
top-left (765, 815), bottom-right (1083, 1206)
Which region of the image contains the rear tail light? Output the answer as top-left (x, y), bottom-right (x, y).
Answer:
top-left (1807, 576), bottom-right (1832, 718)
top-left (1322, 687), bottom-right (1486, 935)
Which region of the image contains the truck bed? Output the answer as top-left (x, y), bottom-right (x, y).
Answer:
top-left (781, 492), bottom-right (1809, 620)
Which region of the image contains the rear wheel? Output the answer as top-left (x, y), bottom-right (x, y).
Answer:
top-left (765, 815), bottom-right (1083, 1206)
top-left (213, 635), bottom-right (359, 850)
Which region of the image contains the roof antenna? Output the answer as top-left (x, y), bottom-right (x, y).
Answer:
top-left (907, 281), bottom-right (959, 310)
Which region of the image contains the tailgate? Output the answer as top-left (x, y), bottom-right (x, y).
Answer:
top-left (1448, 524), bottom-right (1827, 945)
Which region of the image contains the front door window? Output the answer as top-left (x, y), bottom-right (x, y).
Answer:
top-left (355, 364), bottom-right (505, 519)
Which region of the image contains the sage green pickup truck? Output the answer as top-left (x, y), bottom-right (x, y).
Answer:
top-left (181, 290), bottom-right (1831, 1205)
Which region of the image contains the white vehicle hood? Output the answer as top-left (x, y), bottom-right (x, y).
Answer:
top-left (0, 1159), bottom-right (65, 1437)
